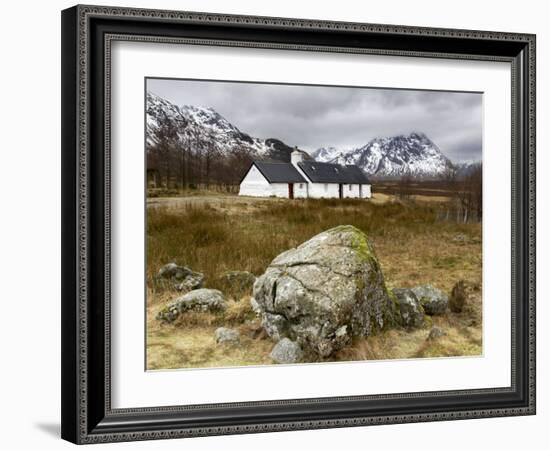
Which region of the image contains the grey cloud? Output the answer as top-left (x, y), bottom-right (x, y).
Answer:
top-left (147, 78), bottom-right (482, 162)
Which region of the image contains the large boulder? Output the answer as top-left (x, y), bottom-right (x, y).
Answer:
top-left (392, 288), bottom-right (425, 328)
top-left (253, 225), bottom-right (397, 358)
top-left (157, 262), bottom-right (204, 292)
top-left (411, 285), bottom-right (448, 315)
top-left (156, 289), bottom-right (225, 322)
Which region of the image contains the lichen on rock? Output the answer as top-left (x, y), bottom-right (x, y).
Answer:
top-left (156, 288), bottom-right (226, 323)
top-left (411, 284), bottom-right (448, 315)
top-left (270, 338), bottom-right (303, 364)
top-left (157, 262), bottom-right (204, 292)
top-left (392, 288), bottom-right (425, 329)
top-left (253, 225), bottom-right (396, 358)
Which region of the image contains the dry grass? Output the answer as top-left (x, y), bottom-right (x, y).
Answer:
top-left (147, 292), bottom-right (272, 369)
top-left (146, 193), bottom-right (482, 369)
top-left (335, 311), bottom-right (482, 362)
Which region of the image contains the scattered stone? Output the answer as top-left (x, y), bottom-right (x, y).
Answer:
top-left (174, 272), bottom-right (204, 292)
top-left (261, 312), bottom-right (289, 341)
top-left (411, 285), bottom-right (448, 315)
top-left (253, 225), bottom-right (397, 358)
top-left (215, 327), bottom-right (240, 344)
top-left (392, 288), bottom-right (425, 329)
top-left (156, 289), bottom-right (225, 322)
top-left (270, 338), bottom-right (303, 364)
top-left (449, 280), bottom-right (467, 313)
top-left (157, 263), bottom-right (204, 292)
top-left (219, 271), bottom-right (257, 293)
top-left (427, 326), bottom-right (446, 341)
top-left (158, 262), bottom-right (192, 280)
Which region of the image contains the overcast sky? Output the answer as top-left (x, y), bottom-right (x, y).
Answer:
top-left (147, 78), bottom-right (482, 162)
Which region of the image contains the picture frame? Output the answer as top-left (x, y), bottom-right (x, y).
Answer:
top-left (61, 4), bottom-right (536, 444)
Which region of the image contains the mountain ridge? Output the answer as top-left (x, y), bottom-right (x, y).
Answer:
top-left (147, 92), bottom-right (479, 178)
top-left (146, 92), bottom-right (308, 163)
top-left (311, 132), bottom-right (460, 178)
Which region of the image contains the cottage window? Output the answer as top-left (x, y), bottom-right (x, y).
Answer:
top-left (299, 183), bottom-right (303, 189)
top-left (349, 184), bottom-right (352, 191)
top-left (324, 184), bottom-right (328, 191)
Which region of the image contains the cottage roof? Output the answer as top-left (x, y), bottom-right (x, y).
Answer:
top-left (297, 161), bottom-right (371, 184)
top-left (252, 161), bottom-right (307, 183)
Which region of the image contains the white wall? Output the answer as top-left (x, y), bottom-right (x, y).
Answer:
top-left (308, 182), bottom-right (340, 199)
top-left (309, 183), bottom-right (368, 199)
top-left (0, 1), bottom-right (546, 450)
top-left (239, 165), bottom-right (309, 198)
top-left (343, 183), bottom-right (360, 198)
top-left (294, 181), bottom-right (309, 198)
top-left (238, 164), bottom-right (274, 197)
top-left (361, 184), bottom-right (372, 199)
top-left (270, 182), bottom-right (290, 198)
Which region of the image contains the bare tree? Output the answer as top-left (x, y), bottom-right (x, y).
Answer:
top-left (468, 163), bottom-right (482, 221)
top-left (397, 170), bottom-right (413, 200)
top-left (148, 113), bottom-right (179, 188)
top-left (440, 162), bottom-right (482, 223)
top-left (440, 162), bottom-right (459, 222)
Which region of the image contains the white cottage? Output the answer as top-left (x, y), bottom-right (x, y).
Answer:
top-left (239, 150), bottom-right (371, 199)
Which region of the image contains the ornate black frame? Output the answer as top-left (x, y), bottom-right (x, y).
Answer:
top-left (61, 4), bottom-right (536, 444)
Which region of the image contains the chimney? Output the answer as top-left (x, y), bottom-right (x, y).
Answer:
top-left (291, 146), bottom-right (303, 165)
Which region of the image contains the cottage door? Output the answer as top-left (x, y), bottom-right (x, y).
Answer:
top-left (338, 184), bottom-right (343, 199)
top-left (288, 183), bottom-right (294, 199)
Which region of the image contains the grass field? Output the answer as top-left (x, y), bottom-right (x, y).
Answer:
top-left (146, 192), bottom-right (482, 370)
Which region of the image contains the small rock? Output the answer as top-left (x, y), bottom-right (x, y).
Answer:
top-left (270, 338), bottom-right (303, 364)
top-left (174, 272), bottom-right (204, 292)
top-left (449, 280), bottom-right (467, 313)
top-left (427, 326), bottom-right (446, 341)
top-left (215, 327), bottom-right (240, 344)
top-left (158, 262), bottom-right (193, 280)
top-left (261, 312), bottom-right (289, 341)
top-left (157, 263), bottom-right (204, 292)
top-left (411, 285), bottom-right (448, 315)
top-left (156, 289), bottom-right (225, 322)
top-left (392, 288), bottom-right (425, 328)
top-left (449, 281), bottom-right (481, 325)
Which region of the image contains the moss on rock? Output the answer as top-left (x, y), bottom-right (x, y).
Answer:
top-left (253, 225), bottom-right (399, 358)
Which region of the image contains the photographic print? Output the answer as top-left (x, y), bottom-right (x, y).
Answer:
top-left (145, 78), bottom-right (483, 370)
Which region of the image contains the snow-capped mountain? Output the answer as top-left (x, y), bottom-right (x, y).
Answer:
top-left (146, 92), bottom-right (307, 162)
top-left (147, 93), bottom-right (475, 178)
top-left (311, 133), bottom-right (453, 178)
top-left (311, 147), bottom-right (343, 162)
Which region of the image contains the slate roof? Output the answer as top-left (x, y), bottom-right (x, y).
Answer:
top-left (297, 161), bottom-right (371, 184)
top-left (252, 161), bottom-right (307, 183)
top-left (341, 165), bottom-right (372, 184)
